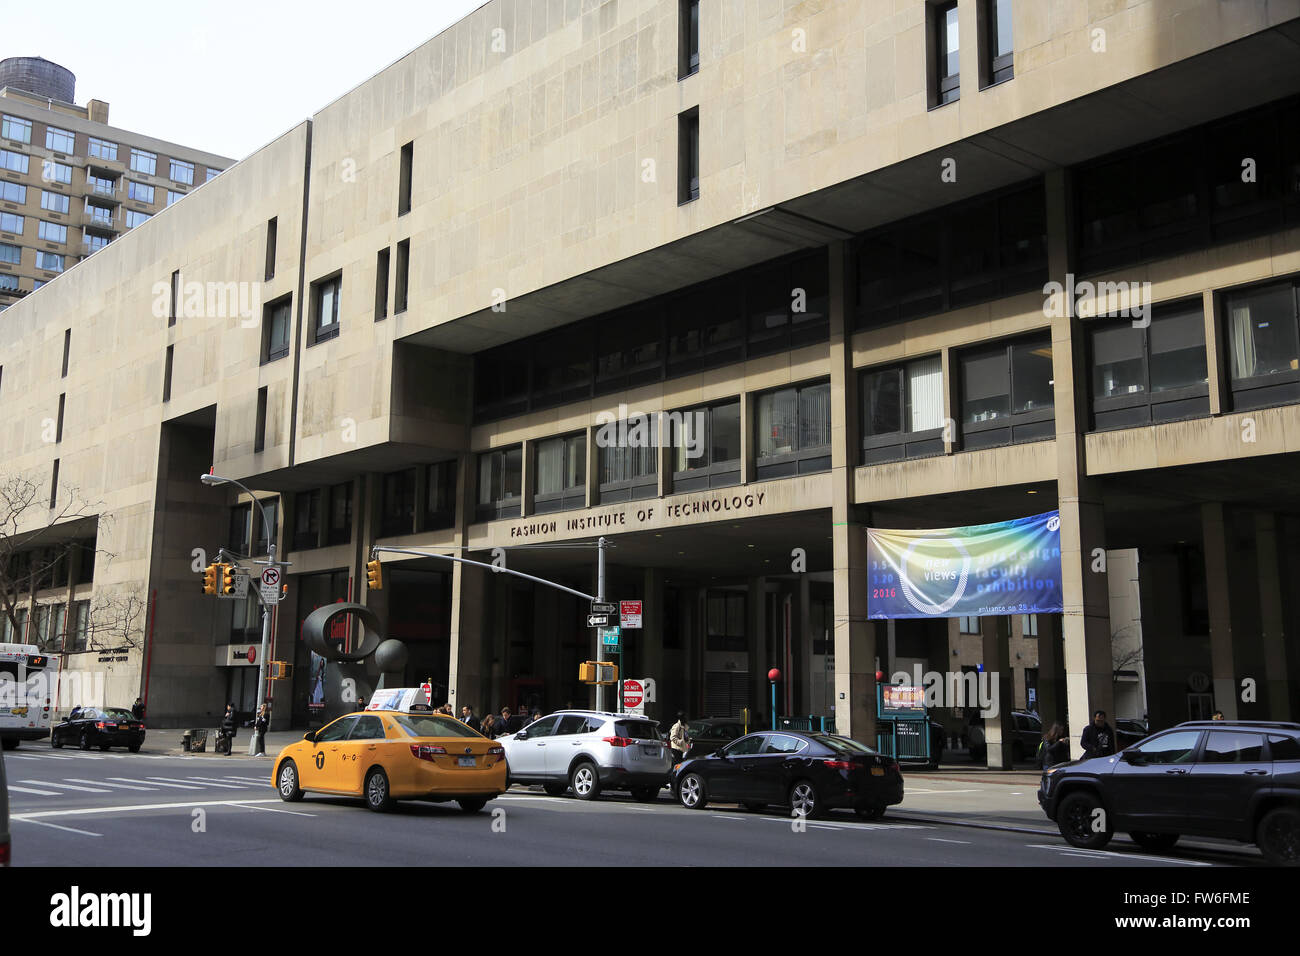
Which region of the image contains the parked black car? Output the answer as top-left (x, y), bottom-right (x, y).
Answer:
top-left (674, 730), bottom-right (904, 819)
top-left (1038, 720), bottom-right (1300, 865)
top-left (683, 717), bottom-right (748, 760)
top-left (1116, 718), bottom-right (1149, 750)
top-left (51, 706), bottom-right (146, 752)
top-left (966, 710), bottom-right (1042, 763)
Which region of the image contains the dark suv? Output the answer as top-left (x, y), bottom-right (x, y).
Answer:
top-left (1038, 720), bottom-right (1300, 865)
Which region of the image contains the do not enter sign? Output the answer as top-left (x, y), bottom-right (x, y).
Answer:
top-left (623, 679), bottom-right (644, 712)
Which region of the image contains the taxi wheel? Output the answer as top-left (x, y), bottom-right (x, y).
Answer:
top-left (570, 761), bottom-right (602, 801)
top-left (277, 760), bottom-right (304, 802)
top-left (543, 783), bottom-right (568, 797)
top-left (458, 798), bottom-right (488, 814)
top-left (365, 768), bottom-right (395, 812)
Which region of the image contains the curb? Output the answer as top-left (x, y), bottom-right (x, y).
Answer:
top-left (889, 812), bottom-right (1055, 835)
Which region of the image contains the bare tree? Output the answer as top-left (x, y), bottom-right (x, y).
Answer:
top-left (0, 472), bottom-right (114, 648)
top-left (80, 587), bottom-right (148, 654)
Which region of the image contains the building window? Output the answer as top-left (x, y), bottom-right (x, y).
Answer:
top-left (424, 461), bottom-right (457, 530)
top-left (398, 141), bottom-right (413, 216)
top-left (747, 251), bottom-right (830, 357)
top-left (958, 615), bottom-right (980, 634)
top-left (62, 329), bottom-right (70, 377)
top-left (265, 217), bottom-right (277, 281)
top-left (981, 0), bottom-right (1014, 87)
top-left (706, 591), bottom-right (746, 652)
top-left (168, 270), bottom-right (179, 326)
top-left (533, 327), bottom-right (593, 407)
top-left (0, 242), bottom-right (20, 265)
top-left (1088, 301), bottom-right (1209, 430)
top-left (49, 459), bottom-right (59, 509)
top-left (55, 393), bottom-right (64, 442)
top-left (292, 489), bottom-right (322, 551)
top-left (958, 333), bottom-right (1055, 450)
top-left (162, 344), bottom-right (173, 401)
top-left (254, 386), bottom-right (268, 453)
top-left (374, 248), bottom-right (390, 320)
top-left (476, 447), bottom-right (523, 521)
top-left (206, 167), bottom-right (220, 182)
top-left (42, 160), bottom-right (72, 184)
top-left (83, 235), bottom-right (109, 254)
top-left (169, 159), bottom-right (194, 185)
top-left (932, 1), bottom-right (961, 107)
top-left (327, 482), bottom-right (353, 546)
top-left (125, 210), bottom-right (151, 229)
top-left (167, 190), bottom-right (185, 207)
top-left (87, 137), bottom-right (117, 161)
top-left (670, 399), bottom-right (741, 492)
top-left (678, 108), bottom-right (699, 204)
top-left (0, 149), bottom-right (28, 173)
top-left (127, 181), bottom-right (154, 203)
top-left (598, 418), bottom-right (658, 502)
top-left (0, 182), bottom-right (25, 203)
top-left (84, 201), bottom-right (114, 227)
top-left (262, 298), bottom-right (292, 363)
top-left (40, 190), bottom-right (68, 214)
top-left (679, 0), bottom-right (700, 78)
top-left (668, 282), bottom-right (743, 374)
top-left (380, 469), bottom-right (417, 536)
top-left (45, 127), bottom-right (75, 153)
top-left (130, 149), bottom-right (157, 175)
top-left (533, 434), bottom-right (587, 514)
top-left (1223, 279), bottom-right (1300, 411)
top-left (0, 212), bottom-right (22, 235)
top-left (86, 173), bottom-right (116, 198)
top-left (68, 600), bottom-right (89, 652)
top-left (394, 239), bottom-right (410, 314)
top-left (0, 274), bottom-right (16, 292)
top-left (36, 251), bottom-right (64, 273)
top-left (311, 275), bottom-right (341, 342)
top-left (861, 355), bottom-right (947, 464)
top-left (1, 115), bottom-right (31, 143)
top-left (755, 380), bottom-right (832, 479)
top-left (254, 498), bottom-right (279, 555)
top-left (1021, 614), bottom-right (1038, 637)
top-left (38, 220), bottom-right (66, 243)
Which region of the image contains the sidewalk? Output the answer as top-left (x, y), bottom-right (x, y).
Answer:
top-left (892, 762), bottom-right (1053, 833)
top-left (161, 729), bottom-right (304, 758)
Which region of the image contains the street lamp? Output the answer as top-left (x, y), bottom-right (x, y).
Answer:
top-left (201, 472), bottom-right (277, 756)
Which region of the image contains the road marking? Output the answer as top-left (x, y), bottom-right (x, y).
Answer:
top-left (19, 779), bottom-right (111, 793)
top-left (66, 778), bottom-right (156, 791)
top-left (221, 776), bottom-right (272, 785)
top-left (230, 802), bottom-right (315, 817)
top-left (109, 777), bottom-right (202, 790)
top-left (1025, 843), bottom-right (1210, 867)
top-left (12, 818), bottom-right (102, 836)
top-left (185, 776), bottom-right (255, 787)
top-left (12, 798), bottom-right (287, 820)
top-left (6, 784), bottom-right (62, 796)
top-left (713, 814), bottom-right (749, 821)
top-left (927, 837), bottom-right (972, 845)
top-left (147, 776), bottom-right (246, 789)
top-left (902, 788), bottom-right (983, 794)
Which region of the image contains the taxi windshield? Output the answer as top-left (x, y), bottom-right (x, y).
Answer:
top-left (392, 714), bottom-right (483, 739)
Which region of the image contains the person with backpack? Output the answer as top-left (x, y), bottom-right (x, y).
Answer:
top-left (1038, 722), bottom-right (1070, 768)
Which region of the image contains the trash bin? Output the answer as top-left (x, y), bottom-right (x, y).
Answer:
top-left (184, 729), bottom-right (208, 754)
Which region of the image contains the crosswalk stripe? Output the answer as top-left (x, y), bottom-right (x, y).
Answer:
top-left (221, 776), bottom-right (271, 785)
top-left (19, 779), bottom-right (112, 793)
top-left (109, 777), bottom-right (201, 790)
top-left (147, 776), bottom-right (244, 789)
top-left (65, 778), bottom-right (156, 791)
top-left (184, 777), bottom-right (251, 788)
top-left (7, 784), bottom-right (61, 796)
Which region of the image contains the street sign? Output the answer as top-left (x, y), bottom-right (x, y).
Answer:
top-left (620, 600), bottom-right (642, 629)
top-left (590, 602), bottom-right (617, 615)
top-left (587, 614), bottom-right (610, 627)
top-left (261, 567), bottom-right (281, 587)
top-left (622, 678), bottom-right (644, 714)
top-left (599, 626), bottom-right (621, 648)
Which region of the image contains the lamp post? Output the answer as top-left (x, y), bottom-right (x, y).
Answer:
top-left (201, 472), bottom-right (276, 756)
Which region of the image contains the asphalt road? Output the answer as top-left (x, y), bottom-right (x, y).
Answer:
top-left (4, 748), bottom-right (1267, 867)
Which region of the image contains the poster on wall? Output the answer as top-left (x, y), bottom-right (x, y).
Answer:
top-left (867, 511), bottom-right (1064, 620)
top-left (307, 651), bottom-right (326, 711)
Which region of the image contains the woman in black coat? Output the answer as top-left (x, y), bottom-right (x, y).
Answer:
top-left (1039, 722), bottom-right (1071, 769)
top-left (220, 703), bottom-right (237, 754)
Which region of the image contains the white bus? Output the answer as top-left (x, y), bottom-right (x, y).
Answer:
top-left (0, 643), bottom-right (53, 749)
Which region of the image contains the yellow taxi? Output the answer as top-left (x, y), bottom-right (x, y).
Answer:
top-left (272, 697), bottom-right (506, 813)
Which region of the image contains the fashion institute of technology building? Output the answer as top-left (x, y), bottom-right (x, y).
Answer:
top-left (1, 1), bottom-right (1298, 760)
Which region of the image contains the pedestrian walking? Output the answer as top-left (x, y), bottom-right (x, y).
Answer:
top-left (1038, 722), bottom-right (1070, 769)
top-left (1079, 710), bottom-right (1116, 759)
top-left (461, 705), bottom-right (481, 733)
top-left (132, 697), bottom-right (146, 721)
top-left (219, 703), bottom-right (237, 755)
top-left (669, 711), bottom-right (690, 762)
top-left (252, 703), bottom-right (270, 756)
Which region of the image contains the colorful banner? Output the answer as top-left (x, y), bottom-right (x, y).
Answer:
top-left (867, 511), bottom-right (1063, 619)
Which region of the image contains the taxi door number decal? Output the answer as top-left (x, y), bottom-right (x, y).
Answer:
top-left (315, 751), bottom-right (325, 770)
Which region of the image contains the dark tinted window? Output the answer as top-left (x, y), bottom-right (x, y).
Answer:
top-left (615, 720), bottom-right (660, 741)
top-left (519, 715), bottom-right (559, 738)
top-left (348, 716), bottom-right (387, 740)
top-left (392, 714), bottom-right (483, 738)
top-left (1269, 734), bottom-right (1300, 761)
top-left (1131, 730), bottom-right (1200, 764)
top-left (555, 715), bottom-right (589, 736)
top-left (723, 734), bottom-right (766, 756)
top-left (818, 735), bottom-right (878, 755)
top-left (316, 716), bottom-right (358, 743)
top-left (101, 708), bottom-right (135, 721)
top-left (764, 734), bottom-right (807, 755)
top-left (1201, 731), bottom-right (1266, 762)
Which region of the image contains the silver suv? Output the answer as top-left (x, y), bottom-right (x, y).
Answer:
top-left (500, 710), bottom-right (671, 801)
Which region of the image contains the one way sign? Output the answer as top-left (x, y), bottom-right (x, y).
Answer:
top-left (587, 614), bottom-right (610, 627)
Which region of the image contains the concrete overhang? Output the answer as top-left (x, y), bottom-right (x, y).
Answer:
top-left (401, 20), bottom-right (1300, 356)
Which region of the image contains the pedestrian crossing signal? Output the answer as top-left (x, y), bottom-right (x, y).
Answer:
top-left (202, 564), bottom-right (219, 595)
top-left (579, 661), bottom-right (618, 685)
top-left (269, 661), bottom-right (293, 680)
top-left (366, 559), bottom-right (383, 591)
top-left (221, 563), bottom-right (236, 596)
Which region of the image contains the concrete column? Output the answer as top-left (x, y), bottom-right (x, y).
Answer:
top-left (520, 439), bottom-right (534, 517)
top-left (448, 453), bottom-right (485, 713)
top-left (740, 393), bottom-right (755, 485)
top-left (585, 424), bottom-right (599, 507)
top-left (940, 346), bottom-right (955, 455)
top-left (828, 237), bottom-right (875, 742)
top-left (1202, 502), bottom-right (1238, 719)
top-left (1255, 512), bottom-right (1291, 720)
top-left (1202, 289), bottom-right (1226, 417)
top-left (797, 577), bottom-right (812, 715)
top-left (1036, 613), bottom-right (1064, 729)
top-left (657, 410), bottom-right (672, 497)
top-left (981, 616), bottom-right (1014, 768)
top-left (1046, 168), bottom-right (1114, 758)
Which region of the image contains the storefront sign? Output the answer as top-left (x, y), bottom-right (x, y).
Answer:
top-left (867, 511), bottom-right (1063, 619)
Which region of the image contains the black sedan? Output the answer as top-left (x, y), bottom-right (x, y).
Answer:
top-left (674, 731), bottom-right (904, 819)
top-left (51, 707), bottom-right (146, 752)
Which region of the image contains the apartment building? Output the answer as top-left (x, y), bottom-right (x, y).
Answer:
top-left (0, 3), bottom-right (1297, 762)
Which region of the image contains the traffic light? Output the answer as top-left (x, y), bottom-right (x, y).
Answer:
top-left (269, 661), bottom-right (293, 680)
top-left (579, 661), bottom-right (619, 685)
top-left (221, 563), bottom-right (236, 596)
top-left (366, 559), bottom-right (383, 591)
top-left (202, 564), bottom-right (218, 595)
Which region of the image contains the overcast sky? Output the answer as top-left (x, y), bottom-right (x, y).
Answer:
top-left (5, 0), bottom-right (488, 160)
